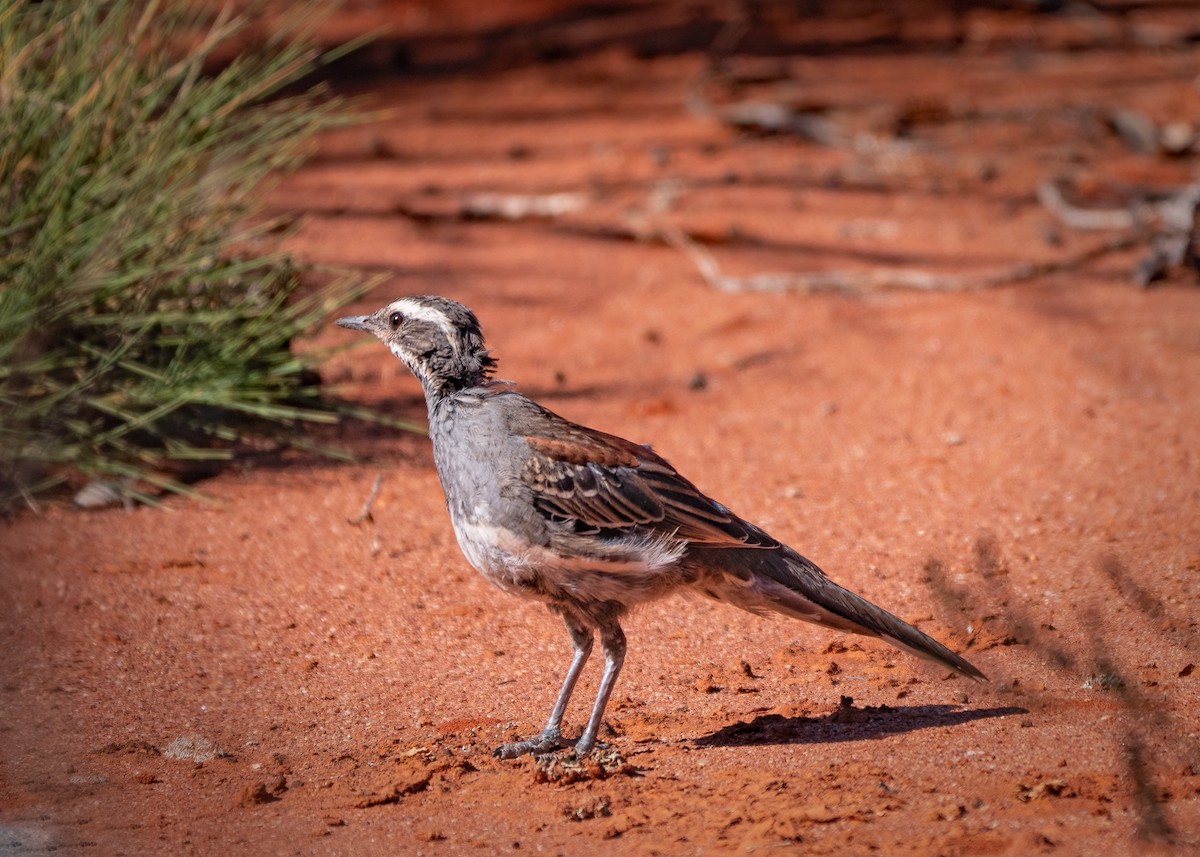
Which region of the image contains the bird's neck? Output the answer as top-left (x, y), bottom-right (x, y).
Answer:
top-left (407, 345), bottom-right (494, 402)
top-left (425, 369), bottom-right (487, 394)
top-left (423, 375), bottom-right (492, 417)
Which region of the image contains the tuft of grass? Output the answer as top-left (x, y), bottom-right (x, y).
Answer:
top-left (0, 0), bottom-right (394, 507)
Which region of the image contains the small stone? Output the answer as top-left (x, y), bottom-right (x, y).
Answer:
top-left (73, 480), bottom-right (127, 509)
top-left (162, 735), bottom-right (225, 763)
top-left (802, 804), bottom-right (841, 823)
top-left (237, 782), bottom-right (279, 807)
top-left (1160, 122), bottom-right (1195, 156)
top-left (563, 795), bottom-right (612, 821)
top-left (1109, 108), bottom-right (1158, 154)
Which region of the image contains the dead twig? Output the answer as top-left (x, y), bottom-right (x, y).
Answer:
top-left (1037, 181), bottom-right (1137, 231)
top-left (1039, 178), bottom-right (1200, 286)
top-left (686, 26), bottom-right (922, 161)
top-left (660, 224), bottom-right (1139, 296)
top-left (348, 474), bottom-right (383, 526)
top-left (460, 192), bottom-right (588, 221)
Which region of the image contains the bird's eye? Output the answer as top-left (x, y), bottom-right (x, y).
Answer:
top-left (389, 311), bottom-right (403, 329)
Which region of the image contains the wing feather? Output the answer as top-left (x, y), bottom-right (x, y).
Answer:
top-left (514, 407), bottom-right (775, 549)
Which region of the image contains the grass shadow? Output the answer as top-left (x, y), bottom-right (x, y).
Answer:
top-left (924, 534), bottom-right (1189, 845)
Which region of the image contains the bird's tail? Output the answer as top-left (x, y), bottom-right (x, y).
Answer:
top-left (701, 546), bottom-right (987, 682)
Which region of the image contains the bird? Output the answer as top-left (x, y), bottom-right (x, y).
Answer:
top-left (336, 295), bottom-right (986, 758)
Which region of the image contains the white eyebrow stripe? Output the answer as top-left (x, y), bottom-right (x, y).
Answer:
top-left (387, 298), bottom-right (452, 329)
top-left (387, 297), bottom-right (465, 362)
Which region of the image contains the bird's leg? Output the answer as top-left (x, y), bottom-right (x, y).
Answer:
top-left (573, 623), bottom-right (626, 755)
top-left (494, 616), bottom-right (593, 759)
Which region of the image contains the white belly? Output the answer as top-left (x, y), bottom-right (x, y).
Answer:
top-left (448, 512), bottom-right (687, 606)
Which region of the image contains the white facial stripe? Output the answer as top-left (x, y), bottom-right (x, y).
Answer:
top-left (387, 298), bottom-right (453, 330)
top-left (385, 298), bottom-right (463, 368)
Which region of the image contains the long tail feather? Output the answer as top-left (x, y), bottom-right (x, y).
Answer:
top-left (774, 551), bottom-right (986, 681)
top-left (703, 546), bottom-right (987, 681)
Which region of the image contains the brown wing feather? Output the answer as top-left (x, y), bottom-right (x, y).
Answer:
top-left (519, 420), bottom-right (775, 549)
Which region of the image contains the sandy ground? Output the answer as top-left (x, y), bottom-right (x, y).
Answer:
top-left (3, 2), bottom-right (1200, 855)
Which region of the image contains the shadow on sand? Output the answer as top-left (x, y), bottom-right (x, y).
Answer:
top-left (696, 702), bottom-right (1027, 747)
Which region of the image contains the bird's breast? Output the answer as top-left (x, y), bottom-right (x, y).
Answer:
top-left (447, 514), bottom-right (555, 597)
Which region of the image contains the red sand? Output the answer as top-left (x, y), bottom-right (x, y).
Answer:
top-left (3, 3), bottom-right (1198, 854)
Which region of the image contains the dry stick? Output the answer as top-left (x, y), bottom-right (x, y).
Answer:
top-left (1039, 179), bottom-right (1200, 233)
top-left (685, 41), bottom-right (923, 160)
top-left (423, 176), bottom-right (1152, 295)
top-left (1036, 181), bottom-right (1137, 231)
top-left (1039, 179), bottom-right (1200, 286)
top-left (659, 224), bottom-right (1141, 295)
top-left (18, 482), bottom-right (43, 515)
top-left (348, 473), bottom-right (383, 525)
top-left (460, 192), bottom-right (589, 220)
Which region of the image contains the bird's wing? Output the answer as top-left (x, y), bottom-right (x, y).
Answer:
top-left (510, 402), bottom-right (775, 549)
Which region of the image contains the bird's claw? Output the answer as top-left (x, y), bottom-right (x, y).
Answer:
top-left (493, 729), bottom-right (568, 759)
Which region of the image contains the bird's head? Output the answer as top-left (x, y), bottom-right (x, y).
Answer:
top-left (336, 295), bottom-right (497, 396)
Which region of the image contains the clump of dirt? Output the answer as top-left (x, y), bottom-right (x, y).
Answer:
top-left (533, 747), bottom-right (639, 785)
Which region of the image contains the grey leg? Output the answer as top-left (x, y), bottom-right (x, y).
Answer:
top-left (573, 623), bottom-right (626, 754)
top-left (494, 615), bottom-right (593, 759)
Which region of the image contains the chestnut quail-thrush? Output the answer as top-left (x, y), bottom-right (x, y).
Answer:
top-left (336, 296), bottom-right (985, 758)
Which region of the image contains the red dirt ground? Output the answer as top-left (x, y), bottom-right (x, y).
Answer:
top-left (3, 3), bottom-right (1199, 855)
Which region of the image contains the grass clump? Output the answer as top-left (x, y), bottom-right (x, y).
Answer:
top-left (0, 0), bottom-right (379, 507)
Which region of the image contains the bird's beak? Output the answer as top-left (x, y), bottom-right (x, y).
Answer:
top-left (335, 314), bottom-right (374, 333)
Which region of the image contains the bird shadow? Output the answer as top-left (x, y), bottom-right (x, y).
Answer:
top-left (695, 702), bottom-right (1026, 747)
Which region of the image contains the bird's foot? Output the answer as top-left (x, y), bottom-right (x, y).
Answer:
top-left (572, 734), bottom-right (605, 756)
top-left (535, 738), bottom-right (609, 764)
top-left (493, 728), bottom-right (568, 759)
